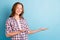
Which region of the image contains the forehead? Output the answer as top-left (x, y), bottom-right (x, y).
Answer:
top-left (16, 4), bottom-right (22, 8)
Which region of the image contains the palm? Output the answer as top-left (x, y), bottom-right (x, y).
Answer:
top-left (39, 28), bottom-right (48, 31)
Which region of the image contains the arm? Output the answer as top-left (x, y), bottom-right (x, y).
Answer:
top-left (5, 18), bottom-right (25, 37)
top-left (6, 31), bottom-right (20, 37)
top-left (24, 19), bottom-right (48, 34)
top-left (28, 28), bottom-right (48, 34)
top-left (6, 30), bottom-right (23, 37)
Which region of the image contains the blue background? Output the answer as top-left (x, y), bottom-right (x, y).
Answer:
top-left (0, 0), bottom-right (60, 40)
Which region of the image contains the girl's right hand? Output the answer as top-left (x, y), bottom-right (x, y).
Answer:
top-left (18, 30), bottom-right (26, 33)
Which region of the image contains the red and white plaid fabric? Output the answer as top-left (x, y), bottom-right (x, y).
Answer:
top-left (5, 17), bottom-right (29, 40)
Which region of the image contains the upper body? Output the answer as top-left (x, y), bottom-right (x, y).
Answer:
top-left (5, 2), bottom-right (47, 40)
top-left (5, 2), bottom-right (29, 40)
top-left (6, 17), bottom-right (29, 40)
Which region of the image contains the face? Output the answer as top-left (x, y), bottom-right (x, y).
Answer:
top-left (15, 4), bottom-right (23, 15)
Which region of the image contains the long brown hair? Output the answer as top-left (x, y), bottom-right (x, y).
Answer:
top-left (9, 2), bottom-right (24, 18)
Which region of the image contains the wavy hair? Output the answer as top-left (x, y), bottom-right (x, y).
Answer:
top-left (9, 2), bottom-right (24, 18)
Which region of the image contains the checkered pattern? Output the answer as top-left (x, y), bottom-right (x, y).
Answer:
top-left (6, 17), bottom-right (29, 40)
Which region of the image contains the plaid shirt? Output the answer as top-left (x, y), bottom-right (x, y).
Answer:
top-left (5, 17), bottom-right (29, 40)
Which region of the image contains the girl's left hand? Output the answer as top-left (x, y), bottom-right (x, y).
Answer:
top-left (39, 27), bottom-right (48, 31)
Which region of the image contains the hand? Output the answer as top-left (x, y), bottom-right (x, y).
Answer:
top-left (39, 27), bottom-right (48, 31)
top-left (18, 30), bottom-right (26, 33)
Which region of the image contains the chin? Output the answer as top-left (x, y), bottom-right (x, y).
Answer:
top-left (18, 13), bottom-right (21, 15)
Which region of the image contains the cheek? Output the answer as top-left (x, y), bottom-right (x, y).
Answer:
top-left (16, 9), bottom-right (22, 13)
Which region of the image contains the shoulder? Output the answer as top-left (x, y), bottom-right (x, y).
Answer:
top-left (23, 18), bottom-right (28, 24)
top-left (6, 17), bottom-right (13, 22)
top-left (22, 18), bottom-right (27, 21)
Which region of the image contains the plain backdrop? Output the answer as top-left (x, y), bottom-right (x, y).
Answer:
top-left (0, 0), bottom-right (60, 40)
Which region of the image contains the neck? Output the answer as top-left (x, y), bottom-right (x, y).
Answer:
top-left (13, 14), bottom-right (21, 20)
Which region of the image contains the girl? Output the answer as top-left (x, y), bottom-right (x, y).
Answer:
top-left (5, 2), bottom-right (47, 40)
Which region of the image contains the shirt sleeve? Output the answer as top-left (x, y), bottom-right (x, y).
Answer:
top-left (24, 19), bottom-right (30, 33)
top-left (5, 18), bottom-right (12, 34)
